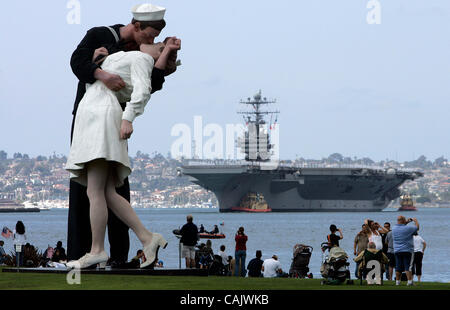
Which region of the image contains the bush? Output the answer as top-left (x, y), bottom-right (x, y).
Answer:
top-left (4, 244), bottom-right (44, 267)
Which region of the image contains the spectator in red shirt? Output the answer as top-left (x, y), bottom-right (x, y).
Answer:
top-left (234, 226), bottom-right (248, 277)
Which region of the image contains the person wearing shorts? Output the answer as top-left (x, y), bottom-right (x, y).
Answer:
top-left (180, 215), bottom-right (199, 268)
top-left (394, 252), bottom-right (414, 276)
top-left (181, 244), bottom-right (196, 266)
top-left (392, 216), bottom-right (419, 286)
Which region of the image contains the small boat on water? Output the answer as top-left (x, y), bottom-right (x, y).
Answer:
top-left (398, 193), bottom-right (417, 211)
top-left (172, 229), bottom-right (226, 239)
top-left (23, 201), bottom-right (51, 211)
top-left (0, 199), bottom-right (40, 213)
top-left (198, 233), bottom-right (226, 239)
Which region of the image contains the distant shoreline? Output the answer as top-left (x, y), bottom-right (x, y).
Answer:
top-left (6, 204), bottom-right (450, 211)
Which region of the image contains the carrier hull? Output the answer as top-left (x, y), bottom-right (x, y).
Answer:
top-left (179, 164), bottom-right (423, 212)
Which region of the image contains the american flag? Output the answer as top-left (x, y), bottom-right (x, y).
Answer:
top-left (1, 227), bottom-right (12, 238)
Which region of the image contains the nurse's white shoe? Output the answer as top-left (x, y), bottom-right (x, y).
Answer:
top-left (140, 233), bottom-right (168, 269)
top-left (66, 251), bottom-right (108, 269)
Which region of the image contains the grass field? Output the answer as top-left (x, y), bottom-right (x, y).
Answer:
top-left (1, 268), bottom-right (449, 290)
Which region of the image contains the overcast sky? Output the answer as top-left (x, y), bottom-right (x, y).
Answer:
top-left (0, 0), bottom-right (449, 162)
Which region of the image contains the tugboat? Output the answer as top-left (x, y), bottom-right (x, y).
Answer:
top-left (231, 192), bottom-right (272, 212)
top-left (398, 193), bottom-right (417, 211)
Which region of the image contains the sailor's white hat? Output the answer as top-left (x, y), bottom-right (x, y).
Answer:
top-left (132, 3), bottom-right (166, 21)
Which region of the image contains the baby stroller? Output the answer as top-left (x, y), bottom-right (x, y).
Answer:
top-left (320, 242), bottom-right (352, 285)
top-left (195, 243), bottom-right (214, 269)
top-left (289, 244), bottom-right (313, 278)
top-left (208, 255), bottom-right (228, 276)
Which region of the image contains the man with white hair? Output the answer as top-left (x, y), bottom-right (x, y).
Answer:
top-left (392, 216), bottom-right (419, 286)
top-left (262, 255), bottom-right (283, 278)
top-left (354, 241), bottom-right (389, 281)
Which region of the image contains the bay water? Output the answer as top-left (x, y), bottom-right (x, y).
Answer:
top-left (1, 208), bottom-right (448, 282)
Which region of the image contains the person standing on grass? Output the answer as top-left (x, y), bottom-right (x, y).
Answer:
top-left (365, 219), bottom-right (389, 251)
top-left (180, 215), bottom-right (199, 268)
top-left (234, 226), bottom-right (248, 277)
top-left (327, 224), bottom-right (343, 248)
top-left (353, 224), bottom-right (370, 278)
top-left (392, 216), bottom-right (419, 286)
top-left (385, 226), bottom-right (396, 281)
top-left (13, 221), bottom-right (26, 267)
top-left (382, 222), bottom-right (392, 280)
top-left (412, 232), bottom-right (426, 283)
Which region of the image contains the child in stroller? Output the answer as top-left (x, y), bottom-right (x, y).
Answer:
top-left (289, 244), bottom-right (313, 278)
top-left (320, 242), bottom-right (352, 285)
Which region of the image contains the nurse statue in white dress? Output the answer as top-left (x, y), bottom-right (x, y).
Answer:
top-left (65, 35), bottom-right (180, 269)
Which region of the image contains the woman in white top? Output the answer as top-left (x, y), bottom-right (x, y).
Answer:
top-left (364, 219), bottom-right (388, 251)
top-left (13, 221), bottom-right (26, 267)
top-left (412, 232), bottom-right (427, 282)
top-left (65, 38), bottom-right (180, 269)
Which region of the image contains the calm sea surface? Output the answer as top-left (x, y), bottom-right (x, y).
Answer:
top-left (1, 208), bottom-right (449, 282)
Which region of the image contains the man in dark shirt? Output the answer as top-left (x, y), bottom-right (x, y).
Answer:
top-left (55, 241), bottom-right (66, 258)
top-left (67, 11), bottom-right (178, 265)
top-left (180, 215), bottom-right (199, 268)
top-left (327, 224), bottom-right (343, 248)
top-left (247, 250), bottom-right (264, 277)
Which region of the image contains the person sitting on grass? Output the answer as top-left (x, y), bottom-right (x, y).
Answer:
top-left (198, 240), bottom-right (214, 269)
top-left (247, 250), bottom-right (264, 277)
top-left (122, 249), bottom-right (146, 268)
top-left (218, 245), bottom-right (229, 269)
top-left (52, 248), bottom-right (66, 263)
top-left (262, 255), bottom-right (287, 278)
top-left (227, 256), bottom-right (235, 276)
top-left (354, 241), bottom-right (389, 282)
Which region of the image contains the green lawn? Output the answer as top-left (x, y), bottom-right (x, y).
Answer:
top-left (1, 268), bottom-right (449, 290)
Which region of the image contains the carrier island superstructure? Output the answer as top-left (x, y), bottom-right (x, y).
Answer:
top-left (178, 91), bottom-right (423, 212)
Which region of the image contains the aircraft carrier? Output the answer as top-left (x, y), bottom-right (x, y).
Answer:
top-left (178, 91), bottom-right (423, 212)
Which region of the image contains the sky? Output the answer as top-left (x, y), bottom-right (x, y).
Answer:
top-left (0, 0), bottom-right (449, 162)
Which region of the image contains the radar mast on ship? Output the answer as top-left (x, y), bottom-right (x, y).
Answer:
top-left (237, 90), bottom-right (279, 162)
